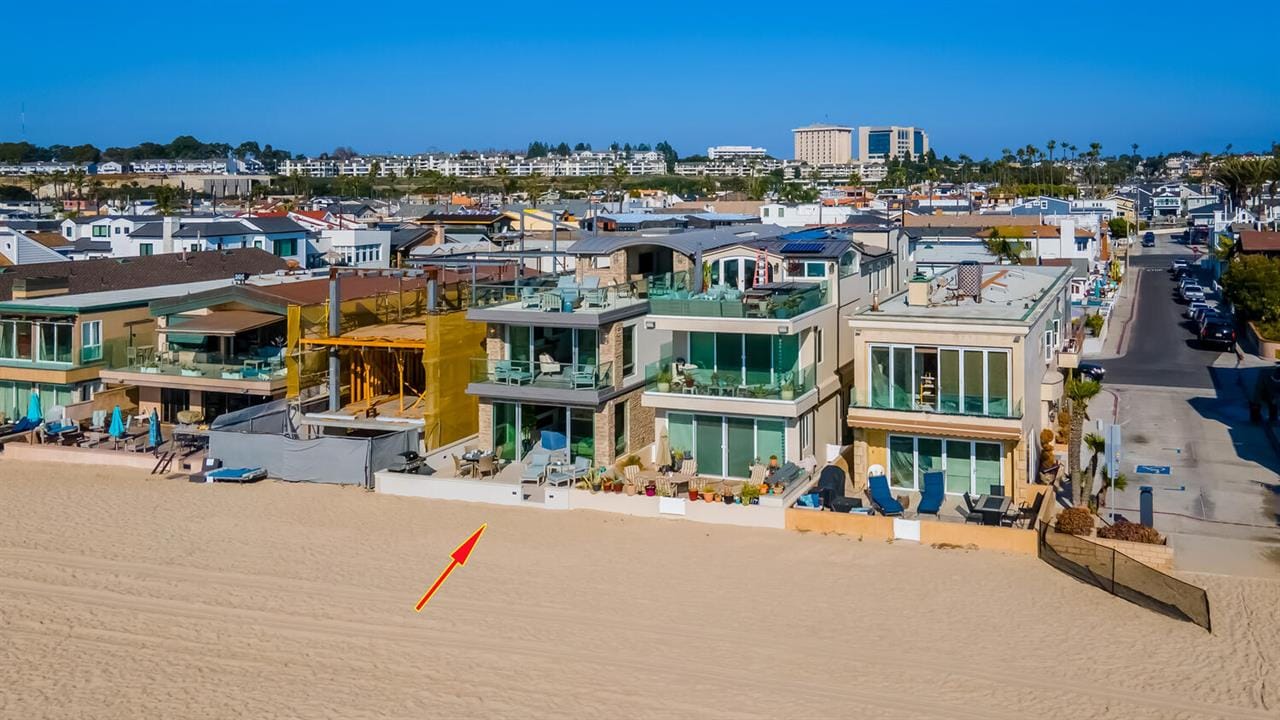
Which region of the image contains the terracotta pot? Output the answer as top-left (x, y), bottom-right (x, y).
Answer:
top-left (624, 484), bottom-right (637, 496)
top-left (701, 491), bottom-right (715, 502)
top-left (688, 490), bottom-right (700, 501)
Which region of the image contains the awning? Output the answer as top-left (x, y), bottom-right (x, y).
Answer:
top-left (167, 311), bottom-right (283, 337)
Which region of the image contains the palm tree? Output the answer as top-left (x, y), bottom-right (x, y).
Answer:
top-left (609, 164), bottom-right (628, 210)
top-left (1084, 432), bottom-right (1105, 481)
top-left (983, 228), bottom-right (1024, 265)
top-left (1065, 373), bottom-right (1103, 506)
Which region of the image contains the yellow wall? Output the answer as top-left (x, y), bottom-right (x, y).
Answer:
top-left (422, 311), bottom-right (487, 448)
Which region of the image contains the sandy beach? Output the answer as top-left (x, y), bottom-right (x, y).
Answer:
top-left (1, 461), bottom-right (1277, 719)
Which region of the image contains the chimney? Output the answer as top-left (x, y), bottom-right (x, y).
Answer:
top-left (906, 273), bottom-right (930, 307)
top-left (432, 222), bottom-right (445, 246)
top-left (161, 216), bottom-right (179, 254)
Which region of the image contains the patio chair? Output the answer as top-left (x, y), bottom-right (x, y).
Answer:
top-left (546, 456), bottom-right (591, 486)
top-left (521, 448), bottom-right (556, 484)
top-left (475, 456), bottom-right (497, 478)
top-left (539, 292), bottom-right (561, 312)
top-left (505, 361), bottom-right (533, 385)
top-left (816, 465), bottom-right (862, 513)
top-left (956, 505), bottom-right (984, 524)
top-left (989, 484), bottom-right (1005, 497)
top-left (89, 409), bottom-right (107, 432)
top-left (451, 454), bottom-right (473, 477)
top-left (571, 364), bottom-right (597, 388)
top-left (538, 353), bottom-right (563, 376)
top-left (866, 474), bottom-right (905, 517)
top-left (520, 286), bottom-right (540, 308)
top-left (1015, 491), bottom-right (1047, 528)
top-left (583, 288), bottom-right (607, 308)
top-left (916, 471), bottom-right (945, 518)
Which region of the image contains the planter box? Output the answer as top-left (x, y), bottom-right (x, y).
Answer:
top-left (221, 371), bottom-right (243, 380)
top-left (140, 366), bottom-right (160, 374)
top-left (1090, 533), bottom-right (1175, 572)
top-left (658, 496), bottom-right (686, 516)
top-left (180, 369), bottom-right (205, 377)
top-left (1247, 322), bottom-right (1280, 360)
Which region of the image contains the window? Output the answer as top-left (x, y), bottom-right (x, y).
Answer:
top-left (114, 226), bottom-right (122, 235)
top-left (139, 243), bottom-right (153, 256)
top-left (868, 344), bottom-right (1012, 417)
top-left (778, 207), bottom-right (785, 218)
top-left (887, 434), bottom-right (1004, 494)
top-left (814, 328), bottom-right (824, 365)
top-left (92, 225), bottom-right (109, 238)
top-left (36, 323), bottom-right (72, 364)
top-left (838, 250), bottom-right (856, 278)
top-left (622, 325), bottom-right (635, 376)
top-left (762, 208), bottom-right (770, 217)
top-left (64, 226), bottom-right (73, 238)
top-left (273, 237), bottom-right (298, 257)
top-left (1043, 330), bottom-right (1053, 362)
top-left (80, 320), bottom-right (102, 362)
top-left (613, 401), bottom-right (627, 456)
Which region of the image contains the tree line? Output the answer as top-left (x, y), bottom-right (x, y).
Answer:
top-left (0, 136), bottom-right (296, 168)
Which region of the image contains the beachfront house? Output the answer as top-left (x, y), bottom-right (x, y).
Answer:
top-left (845, 262), bottom-right (1073, 507)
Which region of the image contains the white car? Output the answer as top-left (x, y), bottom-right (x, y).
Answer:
top-left (1181, 285), bottom-right (1206, 302)
top-left (1170, 259), bottom-right (1189, 272)
top-left (1185, 301), bottom-right (1211, 318)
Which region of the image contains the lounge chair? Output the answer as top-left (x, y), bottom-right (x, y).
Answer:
top-left (866, 474), bottom-right (905, 517)
top-left (521, 449), bottom-right (552, 484)
top-left (538, 353), bottom-right (563, 376)
top-left (539, 292), bottom-right (561, 312)
top-left (571, 364), bottom-right (597, 388)
top-left (816, 465), bottom-right (862, 513)
top-left (583, 288), bottom-right (607, 308)
top-left (916, 471), bottom-right (945, 518)
top-left (956, 505), bottom-right (984, 524)
top-left (520, 286), bottom-right (540, 308)
top-left (203, 467), bottom-right (267, 483)
top-left (546, 456), bottom-right (591, 486)
top-left (505, 361), bottom-right (533, 385)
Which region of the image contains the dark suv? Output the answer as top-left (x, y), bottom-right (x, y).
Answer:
top-left (1199, 321), bottom-right (1235, 350)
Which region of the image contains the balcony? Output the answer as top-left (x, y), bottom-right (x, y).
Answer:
top-left (648, 281), bottom-right (826, 320)
top-left (98, 352), bottom-right (287, 395)
top-left (465, 273), bottom-right (677, 326)
top-left (466, 358), bottom-right (616, 404)
top-left (640, 360), bottom-right (817, 418)
top-left (847, 393), bottom-right (1024, 441)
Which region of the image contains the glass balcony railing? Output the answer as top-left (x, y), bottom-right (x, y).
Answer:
top-left (642, 359), bottom-right (815, 401)
top-left (470, 358), bottom-right (614, 390)
top-left (848, 391), bottom-right (1023, 420)
top-left (118, 354), bottom-right (287, 382)
top-left (648, 281), bottom-right (827, 319)
top-left (468, 272), bottom-right (689, 313)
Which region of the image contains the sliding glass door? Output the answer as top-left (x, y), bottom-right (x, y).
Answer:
top-left (867, 344), bottom-right (1012, 417)
top-left (668, 413), bottom-right (788, 478)
top-left (886, 434), bottom-right (1005, 494)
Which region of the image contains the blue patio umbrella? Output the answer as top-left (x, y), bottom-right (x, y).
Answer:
top-left (25, 392), bottom-right (42, 423)
top-left (148, 409), bottom-right (162, 450)
top-left (108, 405), bottom-right (125, 439)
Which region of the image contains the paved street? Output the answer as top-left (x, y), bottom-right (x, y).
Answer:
top-left (1089, 235), bottom-right (1280, 577)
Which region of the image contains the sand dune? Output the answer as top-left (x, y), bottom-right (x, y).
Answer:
top-left (1, 461), bottom-right (1277, 719)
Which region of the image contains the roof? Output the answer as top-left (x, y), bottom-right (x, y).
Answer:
top-left (149, 274), bottom-right (428, 316)
top-left (389, 227), bottom-right (431, 251)
top-left (0, 248), bottom-right (288, 302)
top-left (243, 217), bottom-right (307, 234)
top-left (854, 264), bottom-right (1072, 326)
top-left (173, 221), bottom-right (255, 238)
top-left (27, 232), bottom-right (71, 249)
top-left (1238, 230), bottom-right (1280, 253)
top-left (568, 224), bottom-right (790, 257)
top-left (0, 277), bottom-right (235, 314)
top-left (168, 310), bottom-right (284, 336)
top-left (903, 214), bottom-right (1049, 228)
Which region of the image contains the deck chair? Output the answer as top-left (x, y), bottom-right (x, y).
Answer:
top-left (520, 286), bottom-right (540, 308)
top-left (816, 465), bottom-right (861, 512)
top-left (866, 474), bottom-right (905, 517)
top-left (1016, 491), bottom-right (1047, 528)
top-left (916, 471), bottom-right (945, 518)
top-left (539, 292), bottom-right (561, 312)
top-left (571, 364), bottom-right (596, 388)
top-left (546, 456), bottom-right (591, 486)
top-left (451, 454), bottom-right (472, 477)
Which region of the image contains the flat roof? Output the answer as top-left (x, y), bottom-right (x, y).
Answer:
top-left (168, 310), bottom-right (283, 336)
top-left (853, 264), bottom-right (1071, 325)
top-left (0, 278), bottom-right (235, 314)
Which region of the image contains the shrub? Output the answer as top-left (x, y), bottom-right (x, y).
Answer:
top-left (1055, 507), bottom-right (1094, 535)
top-left (1097, 520), bottom-right (1163, 544)
top-left (1084, 313), bottom-right (1105, 337)
top-left (617, 454), bottom-right (642, 469)
top-left (1039, 428), bottom-right (1055, 446)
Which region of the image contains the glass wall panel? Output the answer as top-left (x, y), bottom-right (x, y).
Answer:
top-left (0, 322), bottom-right (13, 359)
top-left (689, 332), bottom-right (715, 370)
top-left (914, 348), bottom-right (938, 409)
top-left (668, 413), bottom-right (694, 458)
top-left (744, 259), bottom-right (757, 289)
top-left (975, 442), bottom-right (1003, 492)
top-left (891, 347), bottom-right (912, 409)
top-left (695, 415), bottom-right (723, 476)
top-left (508, 326), bottom-right (530, 363)
top-left (726, 416), bottom-right (755, 478)
top-left (775, 334), bottom-right (800, 377)
top-left (715, 333), bottom-right (742, 379)
top-left (870, 347), bottom-right (891, 408)
top-left (963, 350), bottom-right (984, 414)
top-left (492, 402), bottom-right (517, 461)
top-left (570, 408), bottom-right (595, 460)
top-left (889, 435), bottom-right (915, 488)
top-left (939, 349), bottom-right (960, 413)
top-left (724, 259), bottom-right (740, 289)
top-left (744, 334), bottom-right (772, 386)
top-left (15, 322), bottom-right (32, 361)
top-left (945, 440), bottom-right (972, 495)
top-left (612, 402), bottom-right (626, 457)
top-left (576, 329), bottom-right (597, 367)
top-left (756, 419), bottom-right (785, 466)
top-left (916, 437), bottom-right (943, 486)
top-left (987, 351), bottom-right (1009, 416)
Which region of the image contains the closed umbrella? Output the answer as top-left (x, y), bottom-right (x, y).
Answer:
top-left (25, 392), bottom-right (42, 423)
top-left (148, 409), bottom-right (162, 451)
top-left (108, 405), bottom-right (125, 440)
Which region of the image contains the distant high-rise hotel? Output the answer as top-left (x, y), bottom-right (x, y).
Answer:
top-left (791, 124), bottom-right (853, 165)
top-left (857, 126), bottom-right (929, 162)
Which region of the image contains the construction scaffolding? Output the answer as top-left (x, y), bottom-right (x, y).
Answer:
top-left (289, 269), bottom-right (486, 450)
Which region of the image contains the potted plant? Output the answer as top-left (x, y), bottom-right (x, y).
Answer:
top-left (779, 372), bottom-right (795, 400)
top-left (700, 483), bottom-right (716, 503)
top-left (655, 368), bottom-right (672, 393)
top-left (644, 481), bottom-right (657, 497)
top-left (179, 363), bottom-right (204, 377)
top-left (740, 482), bottom-right (761, 506)
top-left (722, 484), bottom-right (735, 504)
top-left (140, 362), bottom-right (161, 374)
top-left (687, 484), bottom-right (700, 501)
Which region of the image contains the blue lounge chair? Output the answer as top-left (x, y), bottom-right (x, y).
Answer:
top-left (520, 286), bottom-right (540, 308)
top-left (866, 474), bottom-right (905, 517)
top-left (917, 471), bottom-right (944, 518)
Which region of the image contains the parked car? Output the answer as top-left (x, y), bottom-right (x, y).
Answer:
top-left (1185, 301), bottom-right (1211, 319)
top-left (1142, 232), bottom-right (1156, 247)
top-left (1181, 284), bottom-right (1206, 302)
top-left (1077, 362), bottom-right (1106, 383)
top-left (1198, 311), bottom-right (1229, 332)
top-left (1170, 258), bottom-right (1189, 273)
top-left (1199, 321), bottom-right (1236, 350)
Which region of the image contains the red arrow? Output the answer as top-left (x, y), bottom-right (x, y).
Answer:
top-left (414, 524), bottom-right (486, 612)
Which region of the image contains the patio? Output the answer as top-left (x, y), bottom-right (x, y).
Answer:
top-left (468, 274), bottom-right (656, 316)
top-left (647, 281), bottom-right (827, 319)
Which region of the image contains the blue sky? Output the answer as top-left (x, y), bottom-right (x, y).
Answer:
top-left (3, 0), bottom-right (1277, 159)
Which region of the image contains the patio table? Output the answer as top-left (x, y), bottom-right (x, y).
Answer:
top-left (974, 494), bottom-right (1012, 526)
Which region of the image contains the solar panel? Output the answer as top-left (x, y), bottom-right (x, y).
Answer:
top-left (781, 241), bottom-right (826, 254)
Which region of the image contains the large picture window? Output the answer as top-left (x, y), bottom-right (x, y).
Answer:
top-left (668, 413), bottom-right (786, 479)
top-left (886, 434), bottom-right (1004, 495)
top-left (867, 344), bottom-right (1013, 417)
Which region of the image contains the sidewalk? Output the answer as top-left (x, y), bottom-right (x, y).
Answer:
top-left (1089, 264), bottom-right (1139, 360)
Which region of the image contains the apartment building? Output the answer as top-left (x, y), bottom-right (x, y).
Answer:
top-left (127, 217), bottom-right (308, 266)
top-left (845, 263), bottom-right (1073, 506)
top-left (857, 126), bottom-right (929, 162)
top-left (792, 125), bottom-right (853, 165)
top-left (278, 151), bottom-right (667, 179)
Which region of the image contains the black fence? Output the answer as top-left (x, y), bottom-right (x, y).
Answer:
top-left (1037, 521), bottom-right (1212, 632)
